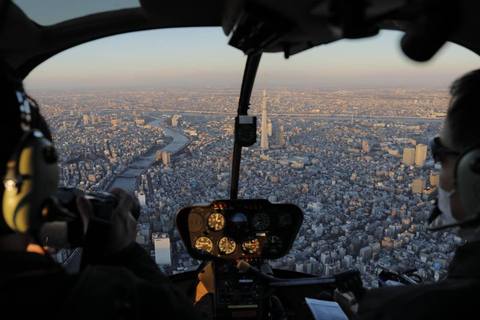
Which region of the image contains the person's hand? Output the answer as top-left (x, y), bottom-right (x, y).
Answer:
top-left (106, 188), bottom-right (138, 254)
top-left (76, 188), bottom-right (138, 255)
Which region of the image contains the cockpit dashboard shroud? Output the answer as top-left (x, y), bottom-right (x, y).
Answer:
top-left (176, 199), bottom-right (303, 261)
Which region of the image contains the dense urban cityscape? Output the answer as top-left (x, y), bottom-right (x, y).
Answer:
top-left (35, 86), bottom-right (460, 289)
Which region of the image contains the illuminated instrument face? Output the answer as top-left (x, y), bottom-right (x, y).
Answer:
top-left (218, 237), bottom-right (236, 255)
top-left (242, 236), bottom-right (260, 254)
top-left (230, 213), bottom-right (248, 232)
top-left (265, 235), bottom-right (283, 254)
top-left (278, 212), bottom-right (292, 228)
top-left (208, 213), bottom-right (225, 231)
top-left (177, 200), bottom-right (303, 261)
top-left (195, 237), bottom-right (213, 253)
top-left (252, 212), bottom-right (270, 230)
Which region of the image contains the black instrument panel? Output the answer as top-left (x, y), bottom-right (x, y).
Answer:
top-left (176, 199), bottom-right (303, 261)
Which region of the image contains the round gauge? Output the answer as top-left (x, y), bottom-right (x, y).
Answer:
top-left (230, 213), bottom-right (248, 232)
top-left (194, 237), bottom-right (213, 253)
top-left (242, 236), bottom-right (260, 254)
top-left (218, 237), bottom-right (237, 255)
top-left (278, 212), bottom-right (292, 228)
top-left (188, 213), bottom-right (204, 232)
top-left (265, 235), bottom-right (283, 254)
top-left (208, 213), bottom-right (225, 231)
top-left (236, 124), bottom-right (256, 146)
top-left (252, 212), bottom-right (270, 230)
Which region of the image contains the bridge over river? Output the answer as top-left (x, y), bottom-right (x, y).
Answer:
top-left (109, 119), bottom-right (189, 191)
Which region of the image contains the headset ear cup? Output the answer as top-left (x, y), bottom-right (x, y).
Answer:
top-left (3, 130), bottom-right (58, 233)
top-left (455, 145), bottom-right (480, 218)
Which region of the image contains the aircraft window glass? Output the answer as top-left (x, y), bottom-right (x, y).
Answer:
top-left (12, 0), bottom-right (140, 26)
top-left (24, 29), bottom-right (480, 280)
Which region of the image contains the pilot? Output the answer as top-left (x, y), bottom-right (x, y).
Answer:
top-left (0, 61), bottom-right (205, 319)
top-left (356, 69), bottom-right (480, 319)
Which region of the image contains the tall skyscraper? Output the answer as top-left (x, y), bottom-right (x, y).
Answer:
top-left (415, 144), bottom-right (428, 166)
top-left (154, 233), bottom-right (172, 266)
top-left (402, 147), bottom-right (415, 165)
top-left (162, 152), bottom-right (171, 165)
top-left (261, 73), bottom-right (269, 150)
top-left (275, 129), bottom-right (284, 146)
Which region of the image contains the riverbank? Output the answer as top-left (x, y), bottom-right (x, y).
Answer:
top-left (109, 119), bottom-right (190, 191)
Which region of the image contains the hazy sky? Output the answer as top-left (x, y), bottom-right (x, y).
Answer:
top-left (24, 27), bottom-right (480, 91)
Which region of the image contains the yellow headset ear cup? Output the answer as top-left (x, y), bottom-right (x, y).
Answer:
top-left (456, 148), bottom-right (480, 218)
top-left (2, 130), bottom-right (58, 233)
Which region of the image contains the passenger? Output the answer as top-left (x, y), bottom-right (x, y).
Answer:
top-left (0, 62), bottom-right (205, 319)
top-left (357, 69), bottom-right (480, 319)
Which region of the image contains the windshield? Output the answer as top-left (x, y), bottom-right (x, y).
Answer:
top-left (25, 27), bottom-right (480, 284)
top-left (12, 0), bottom-right (140, 26)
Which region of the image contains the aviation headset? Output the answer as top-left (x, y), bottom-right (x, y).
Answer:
top-left (454, 142), bottom-right (480, 221)
top-left (0, 60), bottom-right (58, 234)
top-left (428, 141), bottom-right (480, 230)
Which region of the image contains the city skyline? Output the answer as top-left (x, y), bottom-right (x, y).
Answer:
top-left (43, 86), bottom-right (457, 286)
top-left (23, 28), bottom-right (480, 91)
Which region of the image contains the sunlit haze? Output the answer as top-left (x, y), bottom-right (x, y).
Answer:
top-left (24, 28), bottom-right (480, 91)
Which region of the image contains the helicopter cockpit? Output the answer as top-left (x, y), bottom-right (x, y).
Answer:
top-left (2, 0), bottom-right (480, 319)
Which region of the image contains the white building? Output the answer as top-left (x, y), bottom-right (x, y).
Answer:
top-left (138, 192), bottom-right (146, 207)
top-left (154, 233), bottom-right (172, 266)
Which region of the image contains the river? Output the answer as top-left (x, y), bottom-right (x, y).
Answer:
top-left (109, 119), bottom-right (189, 191)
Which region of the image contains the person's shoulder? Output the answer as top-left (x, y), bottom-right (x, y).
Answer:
top-left (62, 265), bottom-right (139, 319)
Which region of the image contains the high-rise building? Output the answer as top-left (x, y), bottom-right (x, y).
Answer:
top-left (415, 144), bottom-right (428, 166)
top-left (430, 172), bottom-right (440, 186)
top-left (138, 191), bottom-right (146, 207)
top-left (362, 140), bottom-right (370, 152)
top-left (156, 150), bottom-right (163, 161)
top-left (412, 178), bottom-right (426, 194)
top-left (162, 152), bottom-right (171, 165)
top-left (275, 129), bottom-right (284, 146)
top-left (154, 233), bottom-right (172, 266)
top-left (83, 114), bottom-right (89, 125)
top-left (261, 73), bottom-right (269, 150)
top-left (402, 147), bottom-right (415, 165)
top-left (359, 246), bottom-right (372, 262)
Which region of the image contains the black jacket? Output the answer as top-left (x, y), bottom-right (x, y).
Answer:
top-left (0, 243), bottom-right (205, 319)
top-left (356, 241), bottom-right (480, 319)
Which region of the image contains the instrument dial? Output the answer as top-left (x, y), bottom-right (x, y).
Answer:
top-left (230, 213), bottom-right (248, 232)
top-left (194, 237), bottom-right (213, 253)
top-left (208, 213), bottom-right (225, 231)
top-left (278, 212), bottom-right (292, 228)
top-left (218, 237), bottom-right (236, 255)
top-left (242, 236), bottom-right (260, 254)
top-left (265, 235), bottom-right (283, 254)
top-left (252, 212), bottom-right (270, 230)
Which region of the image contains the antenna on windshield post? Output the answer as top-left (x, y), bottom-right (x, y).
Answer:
top-left (230, 53), bottom-right (262, 199)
